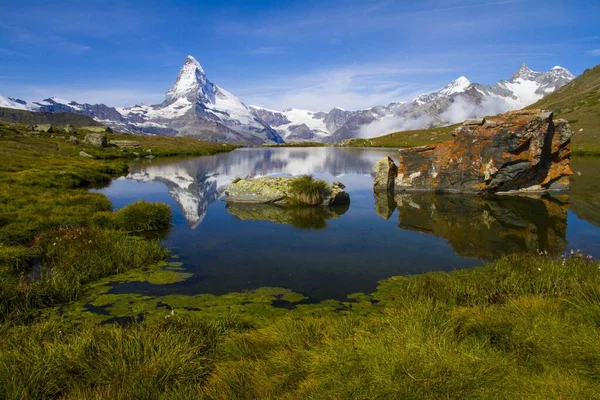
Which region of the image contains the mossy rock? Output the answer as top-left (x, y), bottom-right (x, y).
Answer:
top-left (224, 176), bottom-right (349, 206)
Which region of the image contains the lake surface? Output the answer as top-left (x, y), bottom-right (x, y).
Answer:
top-left (97, 148), bottom-right (600, 302)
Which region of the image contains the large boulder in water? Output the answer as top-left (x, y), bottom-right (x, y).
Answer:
top-left (377, 109), bottom-right (573, 193)
top-left (224, 176), bottom-right (350, 206)
top-left (374, 156), bottom-right (398, 190)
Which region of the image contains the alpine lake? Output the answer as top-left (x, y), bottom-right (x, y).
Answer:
top-left (63, 147), bottom-right (600, 323)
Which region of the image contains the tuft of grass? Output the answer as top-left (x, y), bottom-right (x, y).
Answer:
top-left (92, 200), bottom-right (172, 232)
top-left (0, 315), bottom-right (250, 399)
top-left (1, 227), bottom-right (168, 320)
top-left (289, 175), bottom-right (330, 206)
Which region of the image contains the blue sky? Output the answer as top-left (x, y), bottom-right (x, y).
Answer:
top-left (0, 0), bottom-right (599, 111)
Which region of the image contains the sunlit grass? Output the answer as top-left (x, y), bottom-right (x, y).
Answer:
top-left (289, 175), bottom-right (330, 206)
top-left (1, 254), bottom-right (599, 399)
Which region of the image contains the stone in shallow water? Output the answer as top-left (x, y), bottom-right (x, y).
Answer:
top-left (376, 109), bottom-right (572, 193)
top-left (373, 156), bottom-right (398, 190)
top-left (224, 177), bottom-right (350, 206)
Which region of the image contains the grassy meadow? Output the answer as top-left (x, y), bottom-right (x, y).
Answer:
top-left (0, 121), bottom-right (234, 321)
top-left (340, 124), bottom-right (458, 148)
top-left (1, 119), bottom-right (600, 399)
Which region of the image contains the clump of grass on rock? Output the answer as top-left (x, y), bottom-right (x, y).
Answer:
top-left (289, 175), bottom-right (330, 206)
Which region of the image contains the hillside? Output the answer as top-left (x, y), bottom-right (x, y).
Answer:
top-left (340, 124), bottom-right (458, 148)
top-left (529, 64), bottom-right (600, 154)
top-left (0, 107), bottom-right (100, 127)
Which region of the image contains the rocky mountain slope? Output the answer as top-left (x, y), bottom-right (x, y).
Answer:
top-left (0, 62), bottom-right (574, 144)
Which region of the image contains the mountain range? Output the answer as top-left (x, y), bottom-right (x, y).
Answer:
top-left (0, 56), bottom-right (574, 144)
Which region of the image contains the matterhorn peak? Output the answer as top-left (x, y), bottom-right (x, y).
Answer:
top-left (184, 55), bottom-right (204, 74)
top-left (165, 55), bottom-right (212, 104)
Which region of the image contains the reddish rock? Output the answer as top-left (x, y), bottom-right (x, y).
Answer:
top-left (382, 110), bottom-right (573, 193)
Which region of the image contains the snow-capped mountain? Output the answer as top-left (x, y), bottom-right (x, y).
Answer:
top-left (249, 64), bottom-right (574, 143)
top-left (1, 56), bottom-right (283, 145)
top-left (0, 96), bottom-right (30, 110)
top-left (116, 56), bottom-right (283, 144)
top-left (0, 62), bottom-right (573, 144)
top-left (248, 106), bottom-right (330, 142)
top-left (321, 64), bottom-right (574, 143)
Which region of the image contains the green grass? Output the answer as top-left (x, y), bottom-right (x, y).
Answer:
top-left (91, 200), bottom-right (172, 232)
top-left (341, 124), bottom-right (458, 148)
top-left (289, 175), bottom-right (330, 205)
top-left (529, 63), bottom-right (600, 155)
top-left (0, 316), bottom-right (249, 399)
top-left (1, 253), bottom-right (599, 399)
top-left (0, 121), bottom-right (233, 321)
top-left (2, 114), bottom-right (600, 398)
top-left (1, 226), bottom-right (167, 321)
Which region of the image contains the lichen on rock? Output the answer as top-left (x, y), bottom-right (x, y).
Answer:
top-left (375, 109), bottom-right (572, 194)
top-left (224, 176), bottom-right (350, 206)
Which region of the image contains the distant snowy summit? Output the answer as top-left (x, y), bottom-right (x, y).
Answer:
top-left (0, 60), bottom-right (574, 144)
top-left (248, 64), bottom-right (574, 143)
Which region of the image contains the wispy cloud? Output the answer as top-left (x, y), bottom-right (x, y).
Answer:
top-left (587, 49), bottom-right (600, 56)
top-left (244, 46), bottom-right (285, 55)
top-left (234, 63), bottom-right (453, 111)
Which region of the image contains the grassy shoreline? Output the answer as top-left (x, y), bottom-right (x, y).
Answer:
top-left (1, 120), bottom-right (600, 398)
top-left (0, 121), bottom-right (235, 321)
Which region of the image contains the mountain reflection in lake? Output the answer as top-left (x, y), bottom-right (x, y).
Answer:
top-left (97, 147), bottom-right (600, 301)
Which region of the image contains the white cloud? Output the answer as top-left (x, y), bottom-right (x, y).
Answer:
top-left (233, 63), bottom-right (453, 111)
top-left (358, 114), bottom-right (436, 138)
top-left (587, 49), bottom-right (600, 56)
top-left (357, 94), bottom-right (512, 138)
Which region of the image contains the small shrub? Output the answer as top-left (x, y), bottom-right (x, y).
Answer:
top-left (92, 201), bottom-right (171, 232)
top-left (289, 175), bottom-right (330, 206)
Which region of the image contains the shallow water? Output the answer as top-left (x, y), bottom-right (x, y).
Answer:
top-left (96, 148), bottom-right (600, 302)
